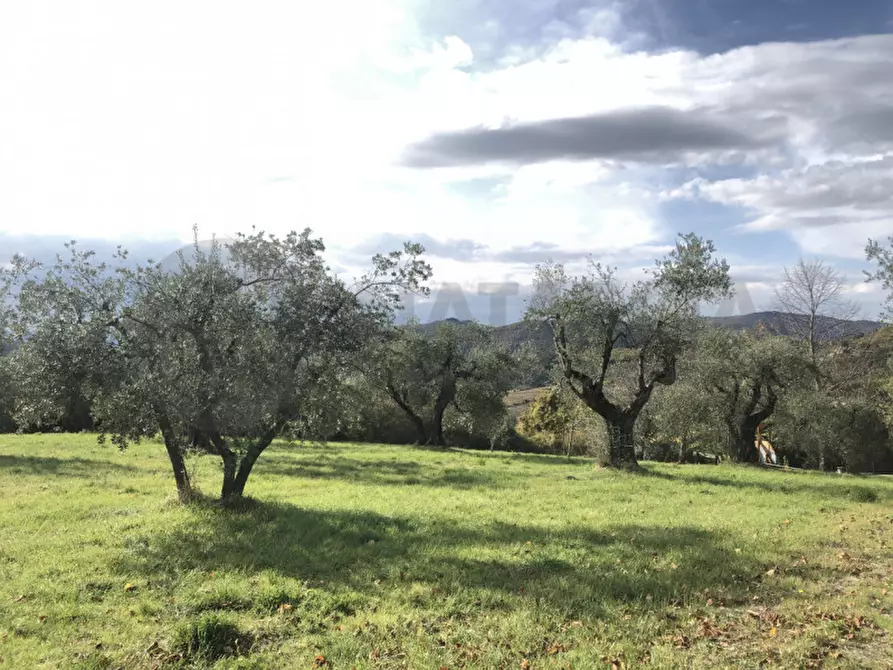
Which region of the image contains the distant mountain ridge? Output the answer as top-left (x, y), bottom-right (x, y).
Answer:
top-left (420, 312), bottom-right (887, 387)
top-left (423, 311), bottom-right (885, 340)
top-left (703, 311), bottom-right (884, 338)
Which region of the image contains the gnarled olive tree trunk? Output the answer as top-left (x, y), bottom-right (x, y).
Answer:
top-left (552, 318), bottom-right (673, 469)
top-left (724, 381), bottom-right (778, 463)
top-left (603, 413), bottom-right (639, 468)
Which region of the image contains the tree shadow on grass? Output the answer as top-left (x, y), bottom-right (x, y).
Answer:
top-left (255, 443), bottom-right (593, 490)
top-left (111, 499), bottom-right (775, 621)
top-left (0, 454), bottom-right (140, 478)
top-left (460, 449), bottom-right (594, 468)
top-left (640, 464), bottom-right (893, 505)
top-left (255, 454), bottom-right (507, 489)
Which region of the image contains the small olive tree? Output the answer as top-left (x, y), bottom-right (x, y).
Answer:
top-left (526, 234), bottom-right (731, 468)
top-left (865, 237), bottom-right (893, 436)
top-left (365, 320), bottom-right (521, 446)
top-left (693, 328), bottom-right (806, 462)
top-left (0, 279), bottom-right (13, 430)
top-left (647, 376), bottom-right (719, 462)
top-left (775, 392), bottom-right (891, 472)
top-left (866, 236), bottom-right (893, 320)
top-left (7, 230), bottom-right (430, 501)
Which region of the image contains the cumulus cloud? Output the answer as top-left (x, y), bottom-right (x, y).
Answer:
top-left (671, 157), bottom-right (893, 257)
top-left (395, 31), bottom-right (893, 265)
top-left (676, 158), bottom-right (893, 225)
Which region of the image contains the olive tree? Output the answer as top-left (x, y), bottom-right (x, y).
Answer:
top-left (2, 249), bottom-right (109, 432)
top-left (526, 234), bottom-right (731, 468)
top-left (647, 376), bottom-right (720, 462)
top-left (7, 230), bottom-right (430, 501)
top-left (866, 236), bottom-right (893, 320)
top-left (866, 237), bottom-right (893, 436)
top-left (693, 329), bottom-right (805, 462)
top-left (365, 320), bottom-right (521, 446)
top-left (0, 278), bottom-right (13, 430)
top-left (0, 349), bottom-right (13, 433)
top-left (775, 391), bottom-right (891, 472)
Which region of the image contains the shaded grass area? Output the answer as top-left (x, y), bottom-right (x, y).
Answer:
top-left (0, 435), bottom-right (891, 668)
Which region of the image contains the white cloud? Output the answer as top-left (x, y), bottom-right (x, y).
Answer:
top-left (1, 1), bottom-right (891, 306)
top-left (675, 157), bottom-right (893, 258)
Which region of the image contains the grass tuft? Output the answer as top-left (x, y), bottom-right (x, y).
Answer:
top-left (171, 612), bottom-right (251, 662)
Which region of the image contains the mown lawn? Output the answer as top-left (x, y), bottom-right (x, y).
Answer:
top-left (0, 435), bottom-right (892, 669)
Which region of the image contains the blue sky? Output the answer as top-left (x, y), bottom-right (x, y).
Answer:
top-left (1, 0), bottom-right (891, 324)
top-left (628, 0), bottom-right (893, 53)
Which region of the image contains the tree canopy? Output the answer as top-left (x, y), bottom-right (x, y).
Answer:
top-left (866, 236), bottom-right (893, 321)
top-left (6, 230), bottom-right (430, 500)
top-left (365, 320), bottom-right (523, 446)
top-left (692, 328), bottom-right (806, 462)
top-left (526, 233), bottom-right (732, 468)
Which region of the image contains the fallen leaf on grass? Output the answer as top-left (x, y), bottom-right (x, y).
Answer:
top-left (697, 618), bottom-right (725, 640)
top-left (546, 642), bottom-right (567, 655)
top-left (313, 655), bottom-right (329, 668)
top-left (13, 595), bottom-right (25, 603)
top-left (124, 583), bottom-right (136, 592)
top-left (277, 603), bottom-right (293, 614)
top-left (769, 627), bottom-right (777, 638)
top-left (662, 633), bottom-right (690, 649)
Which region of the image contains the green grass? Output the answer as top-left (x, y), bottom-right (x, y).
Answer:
top-left (1, 435), bottom-right (892, 669)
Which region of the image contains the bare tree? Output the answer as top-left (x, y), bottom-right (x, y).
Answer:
top-left (774, 259), bottom-right (860, 388)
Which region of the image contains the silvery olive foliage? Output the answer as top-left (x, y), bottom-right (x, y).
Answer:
top-left (4, 229), bottom-right (430, 500)
top-left (866, 236), bottom-right (893, 321)
top-left (526, 233), bottom-right (732, 468)
top-left (364, 319), bottom-right (526, 446)
top-left (690, 328), bottom-right (807, 462)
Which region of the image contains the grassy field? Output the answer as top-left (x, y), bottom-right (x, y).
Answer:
top-left (1, 436), bottom-right (892, 669)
